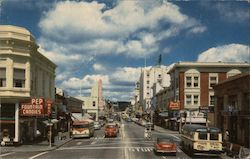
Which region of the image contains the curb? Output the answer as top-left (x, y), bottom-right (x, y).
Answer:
top-left (1, 138), bottom-right (73, 153)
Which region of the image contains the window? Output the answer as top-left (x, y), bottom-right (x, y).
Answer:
top-left (146, 80), bottom-right (150, 84)
top-left (210, 95), bottom-right (215, 106)
top-left (210, 133), bottom-right (219, 140)
top-left (0, 68), bottom-right (6, 87)
top-left (209, 76), bottom-right (217, 88)
top-left (93, 101), bottom-right (96, 107)
top-left (146, 72), bottom-right (150, 77)
top-left (185, 94), bottom-right (199, 106)
top-left (186, 76), bottom-right (192, 87)
top-left (186, 95), bottom-right (192, 105)
top-left (193, 76), bottom-right (199, 87)
top-left (13, 68), bottom-right (25, 88)
top-left (198, 132), bottom-right (207, 140)
top-left (194, 95), bottom-right (199, 105)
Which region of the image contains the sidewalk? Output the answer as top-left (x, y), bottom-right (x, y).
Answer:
top-left (0, 132), bottom-right (72, 154)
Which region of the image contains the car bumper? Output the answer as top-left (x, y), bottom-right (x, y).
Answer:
top-left (105, 133), bottom-right (117, 137)
top-left (72, 134), bottom-right (90, 138)
top-left (155, 149), bottom-right (176, 153)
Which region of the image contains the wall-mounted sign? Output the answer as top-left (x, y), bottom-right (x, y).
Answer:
top-left (46, 100), bottom-right (53, 116)
top-left (168, 101), bottom-right (180, 110)
top-left (199, 106), bottom-right (214, 113)
top-left (20, 98), bottom-right (45, 116)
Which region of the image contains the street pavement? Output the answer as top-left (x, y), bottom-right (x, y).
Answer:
top-left (0, 120), bottom-right (231, 159)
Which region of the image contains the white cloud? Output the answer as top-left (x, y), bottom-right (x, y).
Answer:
top-left (197, 44), bottom-right (250, 62)
top-left (111, 67), bottom-right (141, 83)
top-left (61, 74), bottom-right (110, 90)
top-left (59, 66), bottom-right (142, 100)
top-left (93, 63), bottom-right (106, 72)
top-left (38, 0), bottom-right (205, 58)
top-left (37, 0), bottom-right (206, 100)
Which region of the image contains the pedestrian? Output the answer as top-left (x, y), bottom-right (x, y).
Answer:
top-left (224, 129), bottom-right (229, 143)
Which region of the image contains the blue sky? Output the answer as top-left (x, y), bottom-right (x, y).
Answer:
top-left (0, 0), bottom-right (249, 101)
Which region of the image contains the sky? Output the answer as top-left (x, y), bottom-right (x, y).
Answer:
top-left (0, 0), bottom-right (249, 101)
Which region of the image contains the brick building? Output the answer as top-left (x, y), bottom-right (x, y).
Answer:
top-left (167, 62), bottom-right (250, 130)
top-left (214, 72), bottom-right (250, 148)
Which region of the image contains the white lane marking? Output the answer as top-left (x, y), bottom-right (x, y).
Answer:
top-left (168, 134), bottom-right (181, 141)
top-left (76, 141), bottom-right (82, 145)
top-left (162, 157), bottom-right (167, 159)
top-left (102, 135), bottom-right (105, 139)
top-left (177, 147), bottom-right (182, 152)
top-left (136, 148), bottom-right (140, 152)
top-left (29, 152), bottom-right (48, 159)
top-left (91, 141), bottom-right (97, 145)
top-left (0, 152), bottom-right (15, 157)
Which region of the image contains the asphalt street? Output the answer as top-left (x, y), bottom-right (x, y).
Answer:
top-left (1, 120), bottom-right (222, 159)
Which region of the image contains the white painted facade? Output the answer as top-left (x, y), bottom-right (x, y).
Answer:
top-left (76, 80), bottom-right (104, 121)
top-left (0, 25), bottom-right (56, 143)
top-left (139, 66), bottom-right (170, 111)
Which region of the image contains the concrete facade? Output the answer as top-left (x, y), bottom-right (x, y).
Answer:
top-left (0, 25), bottom-right (56, 143)
top-left (77, 80), bottom-right (104, 121)
top-left (139, 66), bottom-right (170, 111)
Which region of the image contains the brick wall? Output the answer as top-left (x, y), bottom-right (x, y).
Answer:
top-left (200, 72), bottom-right (209, 106)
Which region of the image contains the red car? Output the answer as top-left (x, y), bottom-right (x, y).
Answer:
top-left (154, 137), bottom-right (177, 156)
top-left (105, 124), bottom-right (118, 137)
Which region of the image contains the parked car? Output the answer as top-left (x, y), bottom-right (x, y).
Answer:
top-left (154, 137), bottom-right (177, 156)
top-left (94, 122), bottom-right (101, 130)
top-left (105, 124), bottom-right (118, 138)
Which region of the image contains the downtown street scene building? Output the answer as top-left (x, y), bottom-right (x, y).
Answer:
top-left (0, 25), bottom-right (56, 144)
top-left (0, 1), bottom-right (250, 158)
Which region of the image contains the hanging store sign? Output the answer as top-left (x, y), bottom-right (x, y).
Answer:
top-left (20, 98), bottom-right (45, 116)
top-left (168, 101), bottom-right (180, 110)
top-left (46, 100), bottom-right (53, 116)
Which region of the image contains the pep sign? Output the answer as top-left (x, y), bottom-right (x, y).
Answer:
top-left (20, 98), bottom-right (45, 116)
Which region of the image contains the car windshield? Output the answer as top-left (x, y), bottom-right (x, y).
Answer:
top-left (106, 125), bottom-right (115, 128)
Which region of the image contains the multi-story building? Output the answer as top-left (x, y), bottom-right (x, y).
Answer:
top-left (139, 65), bottom-right (170, 111)
top-left (214, 72), bottom-right (250, 148)
top-left (77, 80), bottom-right (104, 121)
top-left (0, 25), bottom-right (56, 143)
top-left (168, 61), bottom-right (250, 129)
top-left (133, 81), bottom-right (140, 113)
